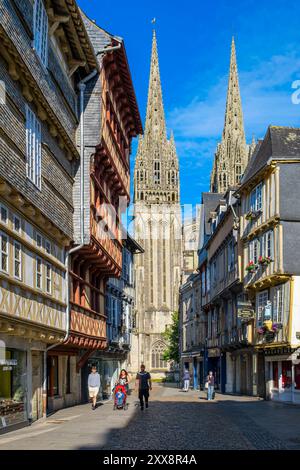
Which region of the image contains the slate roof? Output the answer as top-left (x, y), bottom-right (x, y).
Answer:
top-left (202, 192), bottom-right (224, 237)
top-left (242, 126), bottom-right (300, 185)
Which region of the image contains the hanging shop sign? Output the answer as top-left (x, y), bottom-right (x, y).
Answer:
top-left (237, 301), bottom-right (254, 320)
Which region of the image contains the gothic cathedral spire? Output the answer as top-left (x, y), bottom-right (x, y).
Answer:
top-left (144, 30), bottom-right (167, 144)
top-left (132, 30), bottom-right (182, 377)
top-left (134, 29), bottom-right (180, 205)
top-left (210, 37), bottom-right (248, 193)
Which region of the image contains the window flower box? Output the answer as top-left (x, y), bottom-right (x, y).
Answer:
top-left (245, 261), bottom-right (257, 273)
top-left (258, 256), bottom-right (273, 266)
top-left (245, 209), bottom-right (262, 221)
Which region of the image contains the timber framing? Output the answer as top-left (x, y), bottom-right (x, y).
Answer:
top-left (0, 177), bottom-right (71, 245)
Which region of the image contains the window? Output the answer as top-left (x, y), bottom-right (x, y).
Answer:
top-left (36, 232), bottom-right (42, 248)
top-left (0, 204), bottom-right (8, 224)
top-left (250, 182), bottom-right (262, 212)
top-left (36, 256), bottom-right (42, 289)
top-left (201, 270), bottom-right (206, 297)
top-left (227, 240), bottom-right (235, 271)
top-left (33, 0), bottom-right (48, 66)
top-left (249, 238), bottom-right (260, 264)
top-left (45, 239), bottom-right (51, 255)
top-left (26, 106), bottom-right (42, 189)
top-left (235, 165), bottom-right (242, 184)
top-left (273, 285), bottom-right (284, 323)
top-left (151, 342), bottom-right (167, 369)
top-left (46, 263), bottom-right (52, 294)
top-left (13, 215), bottom-right (21, 233)
top-left (13, 241), bottom-right (22, 280)
top-left (260, 230), bottom-right (274, 259)
top-left (257, 290), bottom-right (268, 326)
top-left (0, 231), bottom-right (9, 273)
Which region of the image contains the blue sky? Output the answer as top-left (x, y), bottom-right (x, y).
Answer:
top-left (79, 0), bottom-right (300, 206)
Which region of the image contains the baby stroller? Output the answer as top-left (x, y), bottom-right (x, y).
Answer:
top-left (113, 383), bottom-right (128, 410)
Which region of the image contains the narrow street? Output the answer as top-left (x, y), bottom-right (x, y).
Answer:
top-left (1, 384), bottom-right (300, 450)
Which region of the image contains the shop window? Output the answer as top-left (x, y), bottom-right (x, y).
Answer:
top-left (281, 361), bottom-right (292, 389)
top-left (0, 348), bottom-right (27, 429)
top-left (272, 361), bottom-right (279, 388)
top-left (295, 363), bottom-right (300, 390)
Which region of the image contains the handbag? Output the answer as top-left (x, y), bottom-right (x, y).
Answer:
top-left (205, 382), bottom-right (208, 389)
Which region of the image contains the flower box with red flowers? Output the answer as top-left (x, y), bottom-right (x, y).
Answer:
top-left (245, 261), bottom-right (257, 272)
top-left (258, 256), bottom-right (273, 266)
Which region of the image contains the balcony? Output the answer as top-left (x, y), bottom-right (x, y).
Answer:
top-left (66, 302), bottom-right (107, 350)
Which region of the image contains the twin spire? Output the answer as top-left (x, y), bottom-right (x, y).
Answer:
top-left (144, 29), bottom-right (167, 143)
top-left (210, 37), bottom-right (249, 193)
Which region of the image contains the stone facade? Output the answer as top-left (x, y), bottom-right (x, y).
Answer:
top-left (132, 31), bottom-right (182, 378)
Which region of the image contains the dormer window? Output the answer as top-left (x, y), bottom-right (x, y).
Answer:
top-left (34, 0), bottom-right (49, 67)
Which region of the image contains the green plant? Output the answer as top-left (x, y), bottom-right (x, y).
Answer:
top-left (162, 311), bottom-right (180, 364)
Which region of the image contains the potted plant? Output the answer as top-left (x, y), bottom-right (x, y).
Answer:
top-left (258, 255), bottom-right (273, 266)
top-left (245, 209), bottom-right (262, 221)
top-left (257, 326), bottom-right (266, 335)
top-left (245, 261), bottom-right (257, 273)
top-left (271, 322), bottom-right (283, 333)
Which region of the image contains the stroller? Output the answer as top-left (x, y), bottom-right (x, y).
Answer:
top-left (113, 383), bottom-right (128, 410)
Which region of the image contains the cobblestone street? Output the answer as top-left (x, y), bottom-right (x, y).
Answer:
top-left (1, 384), bottom-right (300, 450)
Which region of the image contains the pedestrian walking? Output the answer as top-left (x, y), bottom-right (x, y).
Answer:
top-left (135, 364), bottom-right (152, 410)
top-left (183, 368), bottom-right (190, 392)
top-left (88, 364), bottom-right (101, 410)
top-left (205, 371), bottom-right (215, 401)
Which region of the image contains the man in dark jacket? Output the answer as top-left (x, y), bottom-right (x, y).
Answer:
top-left (135, 364), bottom-right (152, 410)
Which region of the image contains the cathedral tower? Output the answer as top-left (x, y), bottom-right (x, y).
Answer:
top-left (210, 38), bottom-right (249, 193)
top-left (130, 30), bottom-right (182, 377)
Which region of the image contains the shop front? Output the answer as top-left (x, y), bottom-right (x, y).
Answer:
top-left (0, 335), bottom-right (45, 433)
top-left (265, 347), bottom-right (300, 404)
top-left (207, 348), bottom-right (221, 390)
top-left (82, 352), bottom-right (124, 402)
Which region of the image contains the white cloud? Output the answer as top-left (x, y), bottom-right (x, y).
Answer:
top-left (167, 50), bottom-right (300, 147)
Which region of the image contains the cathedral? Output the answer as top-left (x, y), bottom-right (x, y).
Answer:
top-left (210, 38), bottom-right (254, 193)
top-left (130, 30), bottom-right (182, 377)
